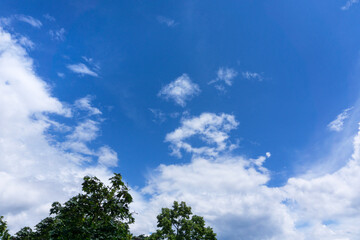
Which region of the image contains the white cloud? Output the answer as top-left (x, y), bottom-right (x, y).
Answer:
top-left (67, 63), bottom-right (98, 77)
top-left (43, 14), bottom-right (55, 22)
top-left (17, 36), bottom-right (34, 49)
top-left (82, 56), bottom-right (101, 71)
top-left (15, 15), bottom-right (42, 28)
top-left (3, 22), bottom-right (360, 240)
top-left (0, 28), bottom-right (116, 233)
top-left (74, 96), bottom-right (102, 115)
top-left (210, 67), bottom-right (238, 87)
top-left (132, 109), bottom-right (360, 239)
top-left (0, 15), bottom-right (42, 29)
top-left (165, 113), bottom-right (239, 157)
top-left (49, 28), bottom-right (65, 41)
top-left (157, 16), bottom-right (177, 27)
top-left (328, 107), bottom-right (353, 132)
top-left (62, 119), bottom-right (100, 156)
top-left (158, 74), bottom-right (200, 107)
top-left (0, 17), bottom-right (12, 27)
top-left (149, 108), bottom-right (180, 123)
top-left (217, 67), bottom-right (238, 86)
top-left (97, 146), bottom-right (118, 167)
top-left (282, 124), bottom-right (360, 239)
top-left (57, 72), bottom-right (65, 78)
top-left (132, 154), bottom-right (298, 239)
top-left (341, 0), bottom-right (359, 10)
top-left (149, 108), bottom-right (167, 123)
top-left (242, 71), bottom-right (263, 81)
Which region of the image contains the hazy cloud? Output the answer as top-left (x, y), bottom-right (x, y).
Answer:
top-left (57, 72), bottom-right (65, 78)
top-left (67, 63), bottom-right (98, 77)
top-left (15, 15), bottom-right (42, 28)
top-left (0, 15), bottom-right (42, 28)
top-left (341, 0), bottom-right (359, 10)
top-left (157, 16), bottom-right (177, 27)
top-left (17, 36), bottom-right (34, 49)
top-left (242, 71), bottom-right (263, 81)
top-left (158, 74), bottom-right (200, 107)
top-left (43, 14), bottom-right (55, 22)
top-left (328, 107), bottom-right (353, 132)
top-left (210, 67), bottom-right (238, 86)
top-left (49, 28), bottom-right (65, 41)
top-left (74, 96), bottom-right (102, 116)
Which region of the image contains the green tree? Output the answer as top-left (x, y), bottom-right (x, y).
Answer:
top-left (0, 216), bottom-right (11, 240)
top-left (2, 173), bottom-right (134, 240)
top-left (48, 173), bottom-right (134, 240)
top-left (13, 227), bottom-right (33, 240)
top-left (132, 234), bottom-right (148, 240)
top-left (31, 217), bottom-right (54, 239)
top-left (148, 201), bottom-right (216, 240)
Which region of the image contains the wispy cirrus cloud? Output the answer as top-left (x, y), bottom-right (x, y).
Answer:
top-left (67, 63), bottom-right (98, 77)
top-left (242, 71), bottom-right (263, 81)
top-left (0, 15), bottom-right (42, 28)
top-left (49, 28), bottom-right (65, 41)
top-left (210, 67), bottom-right (238, 86)
top-left (43, 14), bottom-right (55, 22)
top-left (15, 15), bottom-right (42, 28)
top-left (57, 72), bottom-right (65, 78)
top-left (74, 96), bottom-right (102, 116)
top-left (209, 67), bottom-right (238, 92)
top-left (158, 74), bottom-right (200, 107)
top-left (328, 107), bottom-right (353, 132)
top-left (17, 36), bottom-right (35, 49)
top-left (157, 16), bottom-right (177, 27)
top-left (341, 0), bottom-right (359, 10)
top-left (149, 108), bottom-right (179, 124)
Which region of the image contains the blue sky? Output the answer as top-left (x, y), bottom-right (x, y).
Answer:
top-left (1, 0), bottom-right (360, 239)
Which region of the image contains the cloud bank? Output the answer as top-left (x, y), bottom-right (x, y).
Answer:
top-left (0, 28), bottom-right (116, 232)
top-left (132, 110), bottom-right (360, 239)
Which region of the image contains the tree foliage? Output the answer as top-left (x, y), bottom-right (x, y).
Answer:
top-left (47, 173), bottom-right (134, 240)
top-left (0, 216), bottom-right (11, 240)
top-left (0, 175), bottom-right (217, 240)
top-left (1, 173), bottom-right (134, 240)
top-left (148, 201), bottom-right (217, 240)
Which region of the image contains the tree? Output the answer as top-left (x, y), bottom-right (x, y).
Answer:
top-left (1, 178), bottom-right (216, 240)
top-left (12, 227), bottom-right (33, 240)
top-left (148, 201), bottom-right (217, 240)
top-left (0, 216), bottom-right (11, 240)
top-left (48, 173), bottom-right (134, 239)
top-left (2, 173), bottom-right (134, 240)
top-left (132, 234), bottom-right (148, 240)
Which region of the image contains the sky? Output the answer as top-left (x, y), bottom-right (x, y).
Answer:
top-left (1, 0), bottom-right (360, 239)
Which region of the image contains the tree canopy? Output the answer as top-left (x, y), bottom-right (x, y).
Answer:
top-left (148, 201), bottom-right (216, 240)
top-left (0, 174), bottom-right (217, 240)
top-left (1, 173), bottom-right (134, 240)
top-left (0, 216), bottom-right (11, 240)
